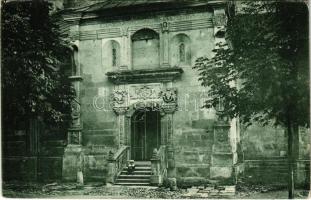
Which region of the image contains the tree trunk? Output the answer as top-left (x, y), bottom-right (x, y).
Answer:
top-left (287, 121), bottom-right (299, 199)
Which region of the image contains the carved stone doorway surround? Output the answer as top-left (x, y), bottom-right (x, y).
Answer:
top-left (112, 86), bottom-right (178, 178)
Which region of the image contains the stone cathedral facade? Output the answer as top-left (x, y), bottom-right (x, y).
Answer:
top-left (61, 1), bottom-right (242, 186)
top-left (3, 0), bottom-right (309, 188)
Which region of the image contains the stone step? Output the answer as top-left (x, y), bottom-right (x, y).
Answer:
top-left (118, 174), bottom-right (150, 179)
top-left (115, 161), bottom-right (151, 186)
top-left (116, 178), bottom-right (150, 183)
top-left (114, 182), bottom-right (151, 186)
top-left (134, 161), bottom-right (151, 166)
top-left (121, 166), bottom-right (151, 171)
top-left (120, 170), bottom-right (152, 175)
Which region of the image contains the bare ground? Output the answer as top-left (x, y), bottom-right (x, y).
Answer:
top-left (2, 181), bottom-right (309, 199)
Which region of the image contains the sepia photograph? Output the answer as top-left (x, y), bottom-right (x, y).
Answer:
top-left (1, 0), bottom-right (310, 199)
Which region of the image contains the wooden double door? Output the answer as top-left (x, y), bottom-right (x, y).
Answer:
top-left (131, 110), bottom-right (161, 161)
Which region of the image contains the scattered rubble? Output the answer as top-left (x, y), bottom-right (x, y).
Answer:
top-left (182, 185), bottom-right (236, 198)
top-left (2, 181), bottom-right (309, 199)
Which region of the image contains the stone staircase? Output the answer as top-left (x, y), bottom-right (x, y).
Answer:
top-left (115, 161), bottom-right (151, 186)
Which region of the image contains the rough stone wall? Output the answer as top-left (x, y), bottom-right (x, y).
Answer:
top-left (243, 124), bottom-right (310, 187)
top-left (79, 39), bottom-right (117, 181)
top-left (172, 28), bottom-right (216, 182)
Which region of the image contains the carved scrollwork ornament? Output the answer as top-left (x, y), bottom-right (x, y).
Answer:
top-left (112, 90), bottom-right (127, 105)
top-left (213, 13), bottom-right (226, 27)
top-left (69, 131), bottom-right (80, 145)
top-left (113, 106), bottom-right (129, 115)
top-left (108, 150), bottom-right (114, 161)
top-left (151, 148), bottom-right (160, 160)
top-left (71, 100), bottom-right (80, 119)
top-left (121, 27), bottom-right (129, 37)
top-left (160, 88), bottom-right (177, 103)
top-left (135, 85), bottom-right (153, 100)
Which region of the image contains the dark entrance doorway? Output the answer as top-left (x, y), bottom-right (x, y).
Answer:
top-left (131, 110), bottom-right (161, 161)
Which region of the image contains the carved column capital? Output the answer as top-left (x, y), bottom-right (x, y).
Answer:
top-left (161, 103), bottom-right (177, 114)
top-left (121, 27), bottom-right (129, 37)
top-left (113, 106), bottom-right (129, 115)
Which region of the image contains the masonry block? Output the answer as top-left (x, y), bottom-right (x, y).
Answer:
top-left (211, 153), bottom-right (233, 166)
top-left (62, 145), bottom-right (83, 181)
top-left (210, 166), bottom-right (233, 179)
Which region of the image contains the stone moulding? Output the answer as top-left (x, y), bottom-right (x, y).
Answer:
top-left (106, 67), bottom-right (184, 84)
top-left (68, 75), bottom-right (83, 81)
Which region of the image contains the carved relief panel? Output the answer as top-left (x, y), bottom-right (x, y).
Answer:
top-left (112, 83), bottom-right (178, 115)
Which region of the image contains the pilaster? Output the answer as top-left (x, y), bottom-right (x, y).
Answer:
top-left (120, 27), bottom-right (129, 70)
top-left (210, 118), bottom-right (236, 184)
top-left (63, 46), bottom-right (84, 181)
top-left (150, 149), bottom-right (162, 186)
top-left (160, 88), bottom-right (178, 179)
top-left (161, 22), bottom-right (170, 67)
top-left (113, 106), bottom-right (129, 148)
top-left (212, 5), bottom-right (227, 55)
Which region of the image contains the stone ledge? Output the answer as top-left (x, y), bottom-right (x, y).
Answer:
top-left (106, 67), bottom-right (183, 84)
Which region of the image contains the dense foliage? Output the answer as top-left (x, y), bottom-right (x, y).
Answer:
top-left (194, 2), bottom-right (308, 198)
top-left (194, 1), bottom-right (309, 128)
top-left (2, 1), bottom-right (75, 129)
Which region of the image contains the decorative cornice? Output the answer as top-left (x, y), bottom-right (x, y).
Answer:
top-left (68, 75), bottom-right (83, 81)
top-left (68, 127), bottom-right (83, 131)
top-left (106, 67), bottom-right (183, 84)
top-left (97, 27), bottom-right (122, 39)
top-left (79, 30), bottom-right (97, 40)
top-left (170, 18), bottom-right (213, 32)
top-left (69, 17), bottom-right (213, 41)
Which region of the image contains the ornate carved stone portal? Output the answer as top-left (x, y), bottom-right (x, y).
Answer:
top-left (111, 84), bottom-right (178, 178)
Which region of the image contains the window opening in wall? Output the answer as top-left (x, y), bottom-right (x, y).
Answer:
top-left (112, 48), bottom-right (117, 67)
top-left (179, 43), bottom-right (185, 62)
top-left (131, 28), bottom-right (160, 69)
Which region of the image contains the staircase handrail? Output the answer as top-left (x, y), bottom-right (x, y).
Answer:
top-left (107, 145), bottom-right (129, 183)
top-left (158, 145), bottom-right (167, 177)
top-left (112, 145), bottom-right (129, 161)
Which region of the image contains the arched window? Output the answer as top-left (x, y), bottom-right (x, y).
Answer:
top-left (112, 47), bottom-right (117, 67)
top-left (132, 28), bottom-right (160, 69)
top-left (72, 45), bottom-right (78, 75)
top-left (179, 43), bottom-right (185, 62)
top-left (103, 40), bottom-right (120, 68)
